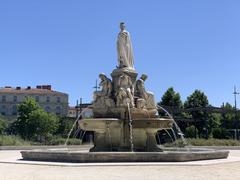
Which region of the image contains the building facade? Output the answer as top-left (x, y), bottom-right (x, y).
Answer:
top-left (0, 85), bottom-right (68, 117)
top-left (67, 104), bottom-right (93, 118)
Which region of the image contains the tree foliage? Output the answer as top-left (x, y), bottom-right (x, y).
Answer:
top-left (184, 90), bottom-right (209, 109)
top-left (184, 90), bottom-right (209, 138)
top-left (0, 116), bottom-right (7, 135)
top-left (56, 116), bottom-right (74, 138)
top-left (13, 98), bottom-right (40, 139)
top-left (185, 125), bottom-right (197, 138)
top-left (159, 87), bottom-right (182, 108)
top-left (212, 128), bottom-right (231, 139)
top-left (220, 103), bottom-right (237, 129)
top-left (28, 109), bottom-right (59, 140)
top-left (13, 98), bottom-right (59, 140)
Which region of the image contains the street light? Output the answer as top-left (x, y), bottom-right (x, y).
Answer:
top-left (233, 85), bottom-right (239, 140)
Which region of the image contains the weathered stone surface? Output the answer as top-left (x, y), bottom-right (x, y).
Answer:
top-left (117, 22), bottom-right (134, 70)
top-left (79, 118), bottom-right (173, 152)
top-left (21, 148), bottom-right (229, 163)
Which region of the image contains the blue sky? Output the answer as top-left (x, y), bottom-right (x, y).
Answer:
top-left (0, 0), bottom-right (240, 107)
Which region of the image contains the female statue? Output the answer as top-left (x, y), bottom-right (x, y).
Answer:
top-left (117, 22), bottom-right (134, 69)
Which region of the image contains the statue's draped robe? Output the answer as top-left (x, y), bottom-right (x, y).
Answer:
top-left (135, 79), bottom-right (156, 109)
top-left (117, 30), bottom-right (134, 69)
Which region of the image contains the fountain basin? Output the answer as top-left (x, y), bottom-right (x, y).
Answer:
top-left (21, 147), bottom-right (229, 162)
top-left (79, 118), bottom-right (173, 152)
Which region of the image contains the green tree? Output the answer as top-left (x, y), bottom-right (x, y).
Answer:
top-left (0, 117), bottom-right (7, 135)
top-left (207, 113), bottom-right (221, 136)
top-left (57, 117), bottom-right (74, 138)
top-left (220, 103), bottom-right (236, 129)
top-left (184, 90), bottom-right (209, 138)
top-left (159, 87), bottom-right (182, 108)
top-left (28, 109), bottom-right (59, 141)
top-left (14, 97), bottom-right (59, 141)
top-left (158, 87), bottom-right (185, 130)
top-left (220, 102), bottom-right (240, 139)
top-left (14, 98), bottom-right (40, 139)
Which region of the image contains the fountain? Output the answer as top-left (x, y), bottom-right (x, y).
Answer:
top-left (21, 22), bottom-right (229, 162)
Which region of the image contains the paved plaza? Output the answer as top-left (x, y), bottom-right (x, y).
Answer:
top-left (0, 149), bottom-right (240, 180)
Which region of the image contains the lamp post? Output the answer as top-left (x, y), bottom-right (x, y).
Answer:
top-left (93, 79), bottom-right (100, 92)
top-left (233, 85), bottom-right (239, 140)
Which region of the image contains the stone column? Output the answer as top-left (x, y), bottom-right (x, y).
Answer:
top-left (146, 129), bottom-right (162, 152)
top-left (90, 132), bottom-right (108, 152)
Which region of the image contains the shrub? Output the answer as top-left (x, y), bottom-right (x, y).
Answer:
top-left (212, 128), bottom-right (230, 139)
top-left (0, 118), bottom-right (7, 135)
top-left (185, 125), bottom-right (197, 138)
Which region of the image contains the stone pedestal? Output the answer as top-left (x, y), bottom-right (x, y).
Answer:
top-left (111, 68), bottom-right (138, 92)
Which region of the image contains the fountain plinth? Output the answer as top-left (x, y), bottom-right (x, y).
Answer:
top-left (21, 22), bottom-right (229, 163)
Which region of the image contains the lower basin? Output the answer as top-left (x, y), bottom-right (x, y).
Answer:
top-left (21, 147), bottom-right (229, 163)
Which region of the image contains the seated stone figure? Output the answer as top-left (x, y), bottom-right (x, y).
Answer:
top-left (135, 74), bottom-right (155, 109)
top-left (136, 98), bottom-right (146, 109)
top-left (115, 73), bottom-right (135, 107)
top-left (94, 73), bottom-right (115, 108)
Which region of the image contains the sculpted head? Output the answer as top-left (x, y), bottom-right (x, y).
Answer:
top-left (99, 73), bottom-right (107, 80)
top-left (120, 22), bottom-right (126, 31)
top-left (140, 74), bottom-right (148, 81)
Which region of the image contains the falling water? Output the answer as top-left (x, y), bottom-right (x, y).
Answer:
top-left (127, 103), bottom-right (134, 152)
top-left (163, 129), bottom-right (175, 142)
top-left (157, 105), bottom-right (187, 146)
top-left (64, 107), bottom-right (91, 146)
top-left (73, 128), bottom-right (80, 138)
top-left (78, 129), bottom-right (86, 143)
top-left (170, 128), bottom-right (177, 141)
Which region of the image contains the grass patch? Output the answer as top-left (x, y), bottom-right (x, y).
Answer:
top-left (165, 138), bottom-right (240, 147)
top-left (46, 136), bottom-right (83, 145)
top-left (186, 138), bottom-right (240, 146)
top-left (0, 135), bottom-right (83, 146)
top-left (0, 135), bottom-right (31, 146)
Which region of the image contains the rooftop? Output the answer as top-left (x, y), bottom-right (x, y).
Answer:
top-left (0, 85), bottom-right (68, 96)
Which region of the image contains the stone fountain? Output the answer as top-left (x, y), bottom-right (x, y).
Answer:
top-left (80, 22), bottom-right (172, 152)
top-left (21, 22), bottom-right (229, 162)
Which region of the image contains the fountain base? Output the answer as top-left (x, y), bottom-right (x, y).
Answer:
top-left (21, 148), bottom-right (229, 162)
top-left (79, 118), bottom-right (173, 152)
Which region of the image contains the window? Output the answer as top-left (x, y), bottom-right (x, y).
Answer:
top-left (56, 106), bottom-right (61, 115)
top-left (13, 96), bottom-right (17, 102)
top-left (57, 97), bottom-right (61, 103)
top-left (12, 105), bottom-right (17, 115)
top-left (45, 106), bottom-right (51, 113)
top-left (35, 96), bottom-right (39, 102)
top-left (1, 105), bottom-right (6, 115)
top-left (2, 96), bottom-right (6, 102)
top-left (46, 96), bottom-right (50, 102)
